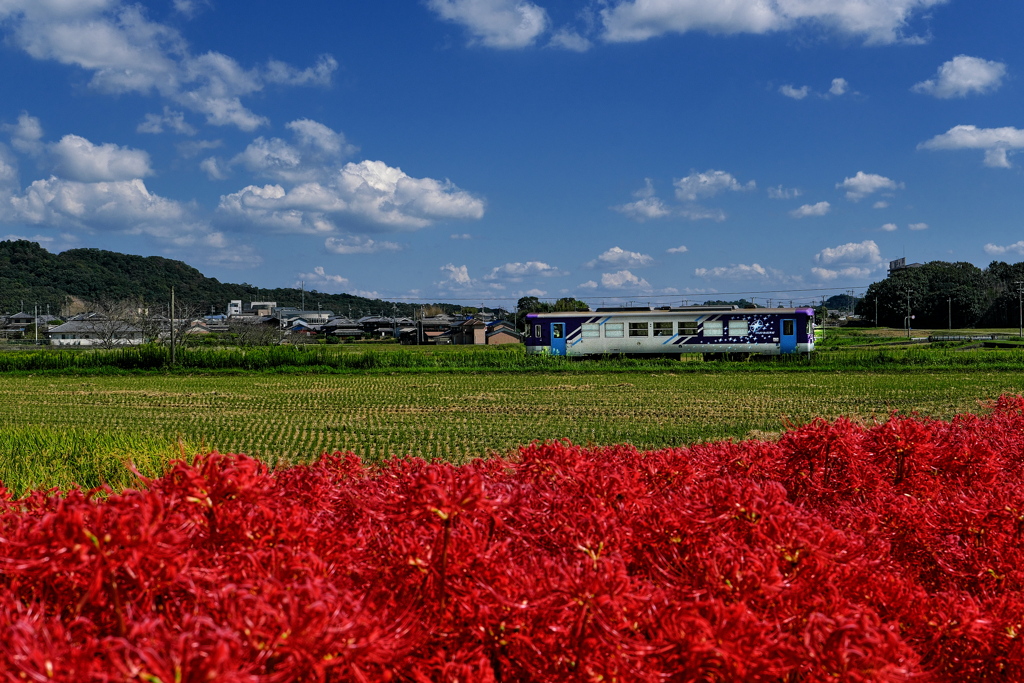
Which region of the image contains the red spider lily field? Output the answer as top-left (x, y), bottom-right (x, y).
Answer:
top-left (4, 397), bottom-right (1024, 681)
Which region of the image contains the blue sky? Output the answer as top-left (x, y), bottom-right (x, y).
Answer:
top-left (1, 0), bottom-right (1022, 307)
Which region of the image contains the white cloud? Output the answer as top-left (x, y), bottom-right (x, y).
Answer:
top-left (912, 55), bottom-right (1007, 98)
top-left (438, 263), bottom-right (473, 288)
top-left (836, 171), bottom-right (902, 201)
top-left (200, 156), bottom-right (229, 180)
top-left (790, 201), bottom-right (830, 218)
top-left (426, 0), bottom-right (549, 48)
top-left (812, 266), bottom-right (872, 281)
top-left (768, 185), bottom-right (802, 199)
top-left (138, 107), bottom-right (196, 135)
top-left (7, 176), bottom-right (186, 231)
top-left (829, 77), bottom-right (849, 96)
top-left (324, 235), bottom-right (402, 254)
top-left (50, 134), bottom-right (152, 182)
top-left (984, 242), bottom-right (1024, 257)
top-left (600, 0), bottom-right (946, 46)
top-left (218, 160), bottom-right (485, 233)
top-left (549, 29), bottom-right (591, 51)
top-left (600, 269), bottom-right (651, 290)
top-left (3, 113), bottom-right (45, 156)
top-left (613, 178), bottom-right (671, 221)
top-left (679, 206), bottom-right (726, 221)
top-left (695, 263), bottom-right (770, 279)
top-left (485, 261), bottom-right (564, 280)
top-left (779, 84), bottom-right (809, 100)
top-left (586, 246), bottom-right (653, 269)
top-left (0, 173), bottom-right (253, 266)
top-left (450, 233), bottom-right (472, 240)
top-left (919, 125), bottom-right (1024, 168)
top-left (873, 200), bottom-right (889, 209)
top-left (908, 222), bottom-right (928, 231)
top-left (674, 169), bottom-right (755, 201)
top-left (666, 245), bottom-right (688, 254)
top-left (814, 240), bottom-right (883, 265)
top-left (0, 2), bottom-right (336, 132)
top-left (297, 266), bottom-right (349, 291)
top-left (578, 280), bottom-right (598, 289)
top-left (264, 55), bottom-right (338, 87)
top-left (881, 222), bottom-right (898, 231)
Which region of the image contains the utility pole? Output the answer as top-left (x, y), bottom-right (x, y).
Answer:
top-left (34, 304), bottom-right (38, 345)
top-left (1017, 282), bottom-right (1024, 338)
top-left (170, 286), bottom-right (176, 366)
top-left (948, 297), bottom-right (952, 331)
top-left (905, 289), bottom-right (913, 339)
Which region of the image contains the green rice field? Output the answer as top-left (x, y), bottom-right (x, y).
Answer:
top-left (2, 368), bottom-right (1023, 493)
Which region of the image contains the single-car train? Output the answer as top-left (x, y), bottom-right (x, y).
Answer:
top-left (524, 305), bottom-right (814, 358)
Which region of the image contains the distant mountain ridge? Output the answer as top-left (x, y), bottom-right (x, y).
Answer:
top-left (0, 240), bottom-right (446, 318)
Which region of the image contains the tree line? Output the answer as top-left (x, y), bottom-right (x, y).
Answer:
top-left (856, 261), bottom-right (1024, 329)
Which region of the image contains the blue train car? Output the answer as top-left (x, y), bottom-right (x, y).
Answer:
top-left (524, 305), bottom-right (814, 358)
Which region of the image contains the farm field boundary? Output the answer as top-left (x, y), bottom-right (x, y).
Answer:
top-left (3, 342), bottom-right (1024, 374)
top-left (2, 370), bottom-right (1021, 495)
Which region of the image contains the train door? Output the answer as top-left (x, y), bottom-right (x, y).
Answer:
top-left (550, 323), bottom-right (566, 356)
top-left (780, 318), bottom-right (796, 354)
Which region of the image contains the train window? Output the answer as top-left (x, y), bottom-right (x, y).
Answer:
top-left (678, 321), bottom-right (698, 335)
top-left (534, 324), bottom-right (541, 338)
top-left (730, 320), bottom-right (749, 336)
top-left (552, 324), bottom-right (564, 339)
top-left (605, 323), bottom-right (624, 338)
top-left (582, 323), bottom-right (600, 338)
top-left (653, 321), bottom-right (673, 337)
top-left (629, 322), bottom-right (649, 337)
top-left (702, 320), bottom-right (723, 336)
top-left (783, 319), bottom-right (794, 336)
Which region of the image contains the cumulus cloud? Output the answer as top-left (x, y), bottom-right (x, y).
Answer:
top-left (881, 222), bottom-right (898, 231)
top-left (297, 266), bottom-right (349, 292)
top-left (324, 235), bottom-right (402, 254)
top-left (0, 173), bottom-right (254, 266)
top-left (485, 261), bottom-right (565, 281)
top-left (814, 240), bottom-right (883, 265)
top-left (829, 77), bottom-right (849, 96)
top-left (451, 233), bottom-right (472, 240)
top-left (426, 0), bottom-right (549, 48)
top-left (912, 55), bottom-right (1007, 98)
top-left (919, 125), bottom-right (1024, 168)
top-left (674, 170), bottom-right (755, 201)
top-left (836, 171), bottom-right (902, 201)
top-left (50, 135), bottom-right (152, 182)
top-left (666, 245), bottom-right (688, 254)
top-left (600, 0), bottom-right (945, 46)
top-left (613, 178), bottom-right (670, 221)
top-left (984, 242), bottom-right (1024, 257)
top-left (3, 113), bottom-right (45, 156)
top-left (873, 200), bottom-right (890, 209)
top-left (779, 84), bottom-right (810, 100)
top-left (586, 246), bottom-right (653, 269)
top-left (0, 1), bottom-right (336, 132)
top-left (909, 222), bottom-right (929, 231)
top-left (790, 201), bottom-right (831, 218)
top-left (218, 159), bottom-right (485, 233)
top-left (600, 269), bottom-right (651, 290)
top-left (438, 263), bottom-right (473, 288)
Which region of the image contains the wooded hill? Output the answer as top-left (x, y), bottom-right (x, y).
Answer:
top-left (0, 240), bottom-right (455, 318)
